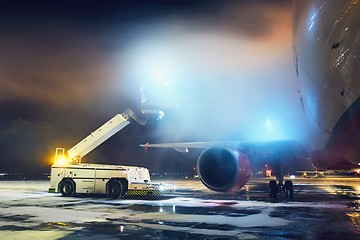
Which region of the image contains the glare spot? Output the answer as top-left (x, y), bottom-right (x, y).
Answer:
top-left (308, 22), bottom-right (315, 30)
top-left (310, 13), bottom-right (316, 20)
top-left (265, 116), bottom-right (273, 131)
top-left (154, 72), bottom-right (162, 81)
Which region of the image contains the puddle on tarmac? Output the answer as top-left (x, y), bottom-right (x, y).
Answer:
top-left (126, 203), bottom-right (261, 217)
top-left (0, 214), bottom-right (35, 222)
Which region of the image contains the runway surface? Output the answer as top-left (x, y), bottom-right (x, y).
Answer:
top-left (0, 177), bottom-right (360, 239)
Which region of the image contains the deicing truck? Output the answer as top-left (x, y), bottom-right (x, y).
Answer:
top-left (48, 108), bottom-right (168, 198)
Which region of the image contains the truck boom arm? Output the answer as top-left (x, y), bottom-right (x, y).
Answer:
top-left (67, 108), bottom-right (152, 161)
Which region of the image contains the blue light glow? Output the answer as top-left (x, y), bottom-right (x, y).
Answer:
top-left (265, 116), bottom-right (272, 131)
top-left (121, 14), bottom-right (307, 143)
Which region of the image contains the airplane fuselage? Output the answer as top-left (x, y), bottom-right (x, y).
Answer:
top-left (293, 0), bottom-right (360, 169)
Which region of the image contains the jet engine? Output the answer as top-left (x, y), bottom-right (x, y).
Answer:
top-left (196, 147), bottom-right (252, 192)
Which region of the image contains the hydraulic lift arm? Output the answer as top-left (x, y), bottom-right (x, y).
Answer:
top-left (67, 108), bottom-right (154, 162)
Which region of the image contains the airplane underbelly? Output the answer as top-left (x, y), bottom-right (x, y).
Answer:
top-left (327, 97), bottom-right (360, 165)
top-left (311, 96), bottom-right (360, 169)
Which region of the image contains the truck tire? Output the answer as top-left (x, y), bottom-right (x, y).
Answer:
top-left (284, 180), bottom-right (294, 199)
top-left (108, 180), bottom-right (127, 198)
top-left (269, 180), bottom-right (278, 198)
top-left (59, 179), bottom-right (75, 197)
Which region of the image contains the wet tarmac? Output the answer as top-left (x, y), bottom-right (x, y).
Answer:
top-left (0, 177), bottom-right (359, 239)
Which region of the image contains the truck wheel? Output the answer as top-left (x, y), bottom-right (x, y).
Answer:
top-left (59, 179), bottom-right (75, 197)
top-left (119, 180), bottom-right (127, 198)
top-left (269, 180), bottom-right (278, 198)
top-left (108, 181), bottom-right (122, 198)
top-left (284, 180), bottom-right (294, 199)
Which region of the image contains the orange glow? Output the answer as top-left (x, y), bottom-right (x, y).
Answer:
top-left (266, 169), bottom-right (272, 177)
top-left (56, 157), bottom-right (66, 165)
top-left (53, 148), bottom-right (71, 165)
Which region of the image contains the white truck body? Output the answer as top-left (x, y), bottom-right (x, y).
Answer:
top-left (48, 161), bottom-right (162, 196)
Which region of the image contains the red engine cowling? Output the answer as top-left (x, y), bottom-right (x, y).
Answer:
top-left (196, 147), bottom-right (252, 192)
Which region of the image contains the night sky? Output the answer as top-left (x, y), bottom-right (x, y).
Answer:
top-left (0, 0), bottom-right (307, 175)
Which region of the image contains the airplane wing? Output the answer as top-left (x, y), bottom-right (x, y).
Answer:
top-left (140, 140), bottom-right (307, 155)
top-left (140, 141), bottom-right (241, 153)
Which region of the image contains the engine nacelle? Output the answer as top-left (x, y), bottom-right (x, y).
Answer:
top-left (196, 147), bottom-right (252, 192)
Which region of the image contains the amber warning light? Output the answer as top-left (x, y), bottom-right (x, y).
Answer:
top-left (54, 148), bottom-right (71, 165)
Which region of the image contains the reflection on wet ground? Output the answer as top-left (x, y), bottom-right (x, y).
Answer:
top-left (0, 177), bottom-right (359, 239)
